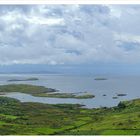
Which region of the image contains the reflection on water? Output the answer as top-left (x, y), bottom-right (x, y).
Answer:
top-left (0, 74), bottom-right (140, 108)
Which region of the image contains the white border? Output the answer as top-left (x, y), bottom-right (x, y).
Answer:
top-left (0, 0), bottom-right (139, 4)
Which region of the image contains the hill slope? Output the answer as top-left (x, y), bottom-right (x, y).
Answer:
top-left (0, 96), bottom-right (140, 135)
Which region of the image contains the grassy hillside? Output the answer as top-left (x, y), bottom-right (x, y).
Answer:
top-left (0, 96), bottom-right (140, 135)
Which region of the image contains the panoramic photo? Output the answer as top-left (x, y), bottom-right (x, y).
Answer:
top-left (0, 5), bottom-right (140, 135)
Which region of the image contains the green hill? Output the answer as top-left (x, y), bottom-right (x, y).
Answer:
top-left (0, 96), bottom-right (139, 135)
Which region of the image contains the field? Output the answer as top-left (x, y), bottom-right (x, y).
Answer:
top-left (0, 96), bottom-right (140, 135)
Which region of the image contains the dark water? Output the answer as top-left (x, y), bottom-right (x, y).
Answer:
top-left (0, 74), bottom-right (140, 108)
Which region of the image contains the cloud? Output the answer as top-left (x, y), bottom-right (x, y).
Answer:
top-left (114, 33), bottom-right (140, 43)
top-left (0, 5), bottom-right (140, 65)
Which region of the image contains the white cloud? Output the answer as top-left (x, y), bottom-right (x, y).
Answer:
top-left (0, 5), bottom-right (140, 65)
top-left (108, 5), bottom-right (122, 18)
top-left (26, 16), bottom-right (64, 26)
top-left (114, 33), bottom-right (140, 43)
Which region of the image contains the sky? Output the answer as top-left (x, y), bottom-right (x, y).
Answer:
top-left (0, 5), bottom-right (140, 74)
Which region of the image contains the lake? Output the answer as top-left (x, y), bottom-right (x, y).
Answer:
top-left (0, 74), bottom-right (140, 108)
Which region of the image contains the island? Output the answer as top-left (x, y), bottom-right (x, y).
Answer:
top-left (36, 92), bottom-right (95, 99)
top-left (8, 77), bottom-right (39, 82)
top-left (0, 84), bottom-right (95, 99)
top-left (94, 78), bottom-right (107, 80)
top-left (117, 93), bottom-right (127, 96)
top-left (112, 96), bottom-right (118, 99)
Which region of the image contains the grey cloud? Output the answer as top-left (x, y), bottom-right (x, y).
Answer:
top-left (0, 5), bottom-right (140, 65)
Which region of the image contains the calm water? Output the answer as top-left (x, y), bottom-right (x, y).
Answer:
top-left (0, 74), bottom-right (140, 108)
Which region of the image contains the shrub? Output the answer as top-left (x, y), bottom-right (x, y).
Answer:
top-left (118, 102), bottom-right (126, 109)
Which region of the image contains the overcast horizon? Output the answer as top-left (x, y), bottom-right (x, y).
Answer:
top-left (0, 5), bottom-right (140, 74)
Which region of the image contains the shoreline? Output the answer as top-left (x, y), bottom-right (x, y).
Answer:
top-left (1, 91), bottom-right (139, 109)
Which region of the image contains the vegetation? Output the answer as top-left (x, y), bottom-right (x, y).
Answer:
top-left (0, 84), bottom-right (95, 99)
top-left (8, 78), bottom-right (39, 82)
top-left (75, 94), bottom-right (95, 99)
top-left (36, 92), bottom-right (95, 99)
top-left (0, 84), bottom-right (139, 135)
top-left (118, 102), bottom-right (126, 109)
top-left (0, 84), bottom-right (56, 95)
top-left (0, 96), bottom-right (140, 135)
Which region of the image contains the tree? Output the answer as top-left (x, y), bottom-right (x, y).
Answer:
top-left (118, 102), bottom-right (126, 109)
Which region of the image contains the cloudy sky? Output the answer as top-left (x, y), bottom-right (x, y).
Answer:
top-left (0, 5), bottom-right (140, 74)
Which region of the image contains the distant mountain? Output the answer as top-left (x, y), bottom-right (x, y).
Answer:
top-left (0, 71), bottom-right (61, 74)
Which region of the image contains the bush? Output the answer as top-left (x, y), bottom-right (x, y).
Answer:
top-left (118, 102), bottom-right (126, 109)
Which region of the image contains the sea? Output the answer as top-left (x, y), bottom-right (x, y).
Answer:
top-left (0, 74), bottom-right (140, 108)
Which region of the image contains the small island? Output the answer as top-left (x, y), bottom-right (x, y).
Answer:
top-left (112, 96), bottom-right (118, 99)
top-left (116, 93), bottom-right (127, 96)
top-left (8, 77), bottom-right (39, 82)
top-left (37, 92), bottom-right (95, 99)
top-left (0, 84), bottom-right (95, 99)
top-left (94, 78), bottom-right (107, 80)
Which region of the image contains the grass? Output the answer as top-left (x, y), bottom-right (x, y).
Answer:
top-left (0, 84), bottom-right (56, 94)
top-left (0, 96), bottom-right (140, 135)
top-left (0, 84), bottom-right (95, 99)
top-left (75, 94), bottom-right (95, 99)
top-left (36, 93), bottom-right (95, 99)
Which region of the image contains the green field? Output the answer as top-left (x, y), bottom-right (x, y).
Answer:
top-left (0, 96), bottom-right (140, 135)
